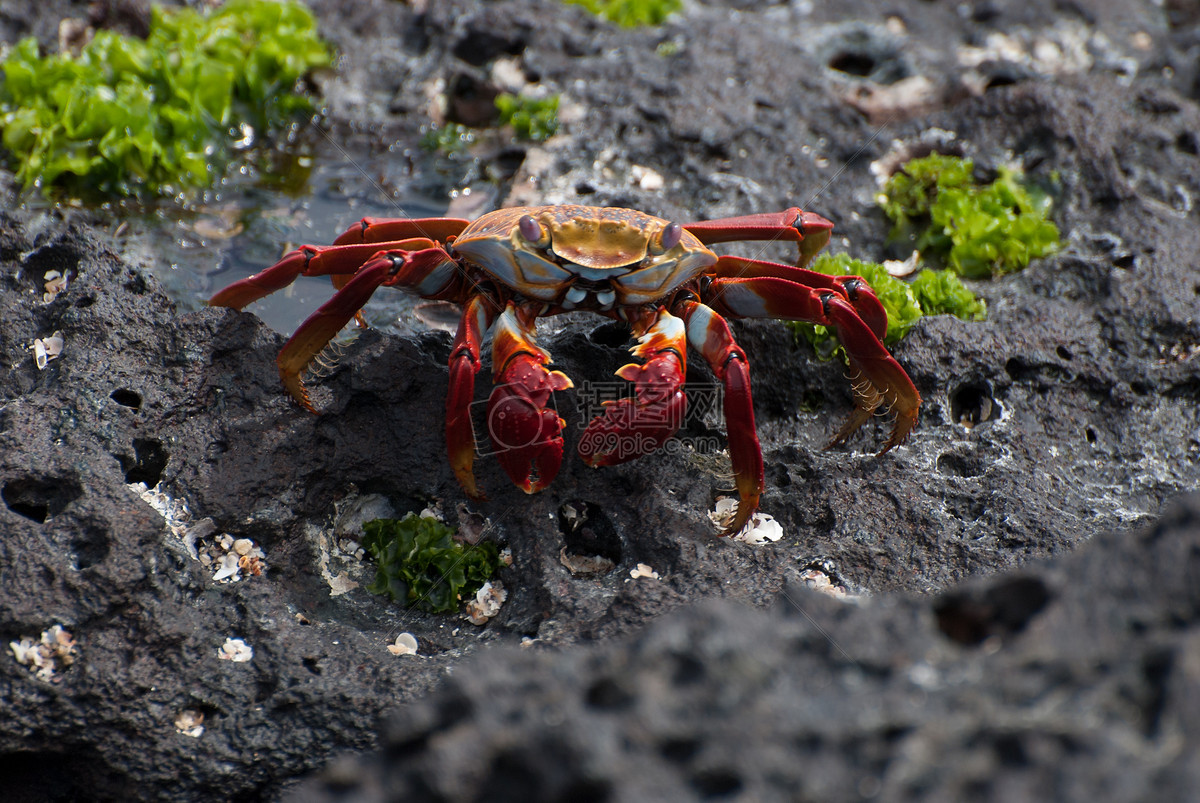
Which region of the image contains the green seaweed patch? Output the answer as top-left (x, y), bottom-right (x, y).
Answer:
top-left (878, 153), bottom-right (1060, 278)
top-left (362, 515), bottom-right (501, 614)
top-left (495, 92), bottom-right (559, 143)
top-left (562, 0), bottom-right (682, 27)
top-left (789, 252), bottom-right (985, 360)
top-left (0, 0), bottom-right (331, 198)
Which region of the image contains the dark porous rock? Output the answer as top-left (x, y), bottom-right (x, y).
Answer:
top-left (290, 493), bottom-right (1200, 803)
top-left (1, 0), bottom-right (1199, 800)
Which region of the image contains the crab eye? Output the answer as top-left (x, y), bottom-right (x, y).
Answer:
top-left (660, 222), bottom-right (682, 251)
top-left (518, 215), bottom-right (545, 244)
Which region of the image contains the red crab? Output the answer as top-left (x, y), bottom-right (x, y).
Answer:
top-left (210, 205), bottom-right (920, 534)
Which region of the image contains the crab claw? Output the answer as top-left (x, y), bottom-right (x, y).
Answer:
top-left (489, 353), bottom-right (573, 493)
top-left (488, 304), bottom-right (574, 494)
top-left (579, 310), bottom-right (688, 466)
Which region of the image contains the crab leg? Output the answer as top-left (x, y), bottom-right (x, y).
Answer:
top-left (707, 255), bottom-right (888, 342)
top-left (487, 303), bottom-right (574, 494)
top-left (208, 238), bottom-right (444, 310)
top-left (683, 208), bottom-right (834, 268)
top-left (232, 246), bottom-right (460, 412)
top-left (446, 294), bottom-right (498, 500)
top-left (674, 300), bottom-right (763, 536)
top-left (578, 309), bottom-right (688, 466)
top-left (703, 276), bottom-right (920, 452)
top-left (331, 216), bottom-right (470, 246)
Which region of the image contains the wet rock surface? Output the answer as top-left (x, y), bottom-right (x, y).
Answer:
top-left (0, 0), bottom-right (1197, 800)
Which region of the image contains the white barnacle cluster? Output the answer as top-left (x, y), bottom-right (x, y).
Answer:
top-left (43, 269), bottom-right (68, 302)
top-left (218, 637), bottom-right (253, 663)
top-left (202, 531), bottom-right (267, 583)
top-left (31, 330), bottom-right (64, 370)
top-left (629, 563), bottom-right (660, 580)
top-left (130, 482), bottom-right (267, 582)
top-left (709, 497), bottom-right (785, 545)
top-left (10, 624), bottom-right (78, 682)
top-left (174, 708), bottom-right (206, 738)
top-left (464, 581), bottom-right (508, 626)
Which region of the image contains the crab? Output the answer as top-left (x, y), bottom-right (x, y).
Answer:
top-left (209, 205), bottom-right (920, 534)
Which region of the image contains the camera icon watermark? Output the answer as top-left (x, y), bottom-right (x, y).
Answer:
top-left (468, 378), bottom-right (727, 461)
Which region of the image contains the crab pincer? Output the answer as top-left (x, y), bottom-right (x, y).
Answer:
top-left (487, 304), bottom-right (573, 493)
top-left (579, 309), bottom-right (688, 466)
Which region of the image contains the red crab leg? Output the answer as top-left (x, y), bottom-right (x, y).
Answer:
top-left (682, 208), bottom-right (834, 267)
top-left (209, 238), bottom-right (443, 310)
top-left (328, 219), bottom-right (467, 325)
top-left (702, 276), bottom-right (921, 452)
top-left (674, 300), bottom-right (763, 536)
top-left (446, 294), bottom-right (498, 500)
top-left (707, 255), bottom-right (888, 342)
top-left (331, 216), bottom-right (470, 246)
top-left (239, 246), bottom-right (460, 412)
top-left (487, 303), bottom-right (574, 494)
top-left (578, 308), bottom-right (688, 467)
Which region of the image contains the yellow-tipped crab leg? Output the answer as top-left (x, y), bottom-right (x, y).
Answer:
top-left (683, 208), bottom-right (834, 268)
top-left (578, 308), bottom-right (689, 466)
top-left (487, 303), bottom-right (574, 494)
top-left (702, 274), bottom-right (921, 453)
top-left (222, 245), bottom-right (461, 413)
top-left (674, 299), bottom-right (763, 536)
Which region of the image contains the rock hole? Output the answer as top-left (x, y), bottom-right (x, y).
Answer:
top-left (828, 51), bottom-right (876, 77)
top-left (2, 476), bottom-right (82, 523)
top-left (71, 524), bottom-right (110, 569)
top-left (0, 749), bottom-right (86, 800)
top-left (992, 732), bottom-right (1029, 767)
top-left (558, 500), bottom-right (622, 565)
top-left (689, 767), bottom-right (744, 798)
top-left (445, 71), bottom-right (500, 128)
top-left (935, 451), bottom-right (984, 478)
top-left (949, 381), bottom-right (998, 427)
top-left (660, 736), bottom-right (701, 764)
top-left (555, 779), bottom-right (611, 803)
top-left (1113, 253), bottom-right (1135, 269)
top-left (110, 388), bottom-right (143, 410)
top-left (584, 676), bottom-right (636, 711)
top-left (1139, 649), bottom-right (1173, 737)
top-left (121, 438), bottom-right (169, 487)
top-left (934, 576), bottom-right (1052, 646)
top-left (1085, 426), bottom-right (1098, 444)
top-left (588, 321), bottom-right (631, 348)
top-left (1055, 345), bottom-right (1073, 361)
top-left (671, 653), bottom-right (706, 686)
top-left (302, 656), bottom-right (321, 675)
top-left (984, 73), bottom-right (1018, 91)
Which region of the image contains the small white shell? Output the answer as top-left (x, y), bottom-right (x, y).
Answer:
top-left (218, 637), bottom-right (253, 662)
top-left (629, 563), bottom-right (660, 580)
top-left (387, 633), bottom-right (419, 656)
